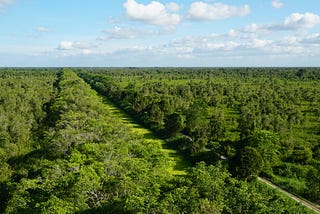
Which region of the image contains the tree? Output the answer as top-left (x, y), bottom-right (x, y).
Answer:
top-left (164, 113), bottom-right (185, 137)
top-left (238, 106), bottom-right (256, 140)
top-left (209, 110), bottom-right (226, 142)
top-left (248, 130), bottom-right (281, 173)
top-left (232, 147), bottom-right (263, 180)
top-left (185, 102), bottom-right (210, 134)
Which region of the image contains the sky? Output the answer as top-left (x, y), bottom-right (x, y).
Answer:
top-left (0, 0), bottom-right (320, 67)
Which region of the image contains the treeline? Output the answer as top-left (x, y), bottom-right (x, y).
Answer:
top-left (83, 67), bottom-right (320, 81)
top-left (79, 67), bottom-right (320, 205)
top-left (0, 68), bottom-right (314, 213)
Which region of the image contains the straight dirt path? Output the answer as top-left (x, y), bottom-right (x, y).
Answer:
top-left (258, 177), bottom-right (320, 214)
top-left (102, 98), bottom-right (189, 176)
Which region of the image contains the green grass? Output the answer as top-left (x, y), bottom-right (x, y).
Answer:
top-left (102, 98), bottom-right (188, 175)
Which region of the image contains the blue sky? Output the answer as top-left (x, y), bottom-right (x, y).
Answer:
top-left (0, 0), bottom-right (320, 67)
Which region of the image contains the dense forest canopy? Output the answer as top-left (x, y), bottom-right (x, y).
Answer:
top-left (79, 67), bottom-right (320, 205)
top-left (0, 67), bottom-right (319, 213)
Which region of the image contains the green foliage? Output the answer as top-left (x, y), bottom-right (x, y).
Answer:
top-left (233, 147), bottom-right (264, 180)
top-left (1, 68), bottom-right (319, 213)
top-left (164, 113), bottom-right (185, 137)
top-left (0, 69), bottom-right (57, 213)
top-left (79, 67), bottom-right (320, 205)
top-left (209, 109), bottom-right (226, 142)
top-left (305, 168), bottom-right (320, 204)
top-left (1, 69), bottom-right (172, 213)
top-left (248, 130), bottom-right (281, 174)
top-left (287, 146), bottom-right (313, 164)
top-left (238, 106), bottom-right (256, 140)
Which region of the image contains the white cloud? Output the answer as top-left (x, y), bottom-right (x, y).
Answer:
top-left (0, 0), bottom-right (15, 9)
top-left (279, 33), bottom-right (320, 46)
top-left (169, 36), bottom-right (240, 57)
top-left (98, 26), bottom-right (155, 40)
top-left (123, 0), bottom-right (180, 29)
top-left (265, 12), bottom-right (320, 31)
top-left (113, 45), bottom-right (153, 55)
top-left (279, 36), bottom-right (301, 45)
top-left (283, 12), bottom-right (320, 29)
top-left (34, 27), bottom-right (50, 33)
top-left (166, 2), bottom-right (181, 12)
top-left (251, 39), bottom-right (272, 48)
top-left (242, 23), bottom-right (259, 33)
top-left (58, 41), bottom-right (74, 50)
top-left (187, 2), bottom-right (250, 21)
top-left (302, 33), bottom-right (320, 44)
top-left (272, 0), bottom-right (283, 9)
top-left (240, 12), bottom-right (320, 34)
top-left (57, 41), bottom-right (96, 50)
top-left (166, 28), bottom-right (320, 59)
top-left (228, 29), bottom-right (238, 37)
top-left (51, 12), bottom-right (320, 66)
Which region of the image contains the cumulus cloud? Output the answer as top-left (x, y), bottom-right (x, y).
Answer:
top-left (123, 0), bottom-right (180, 29)
top-left (50, 29), bottom-right (320, 66)
top-left (166, 26), bottom-right (320, 59)
top-left (53, 10), bottom-right (320, 65)
top-left (283, 12), bottom-right (320, 29)
top-left (240, 12), bottom-right (320, 34)
top-left (58, 41), bottom-right (74, 50)
top-left (251, 38), bottom-right (272, 48)
top-left (265, 12), bottom-right (320, 31)
top-left (279, 33), bottom-right (320, 46)
top-left (272, 0), bottom-right (283, 9)
top-left (0, 0), bottom-right (15, 9)
top-left (170, 34), bottom-right (273, 57)
top-left (57, 41), bottom-right (96, 50)
top-left (187, 2), bottom-right (250, 21)
top-left (165, 2), bottom-right (180, 12)
top-left (242, 23), bottom-right (260, 33)
top-left (228, 29), bottom-right (238, 37)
